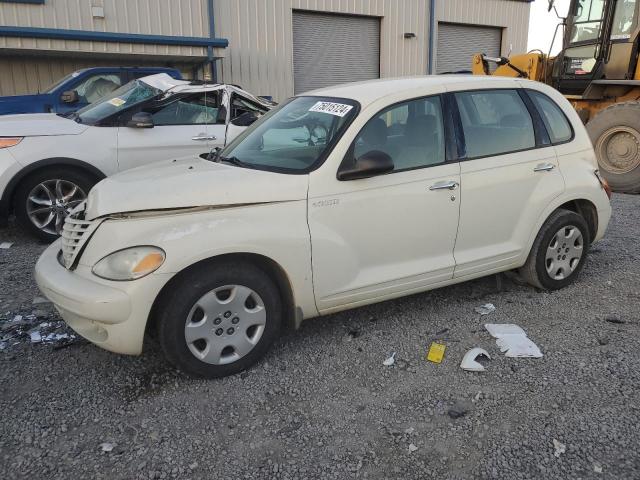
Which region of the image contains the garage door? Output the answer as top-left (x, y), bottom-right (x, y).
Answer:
top-left (292, 11), bottom-right (380, 94)
top-left (436, 23), bottom-right (502, 74)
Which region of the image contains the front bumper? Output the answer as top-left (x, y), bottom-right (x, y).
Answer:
top-left (35, 239), bottom-right (169, 355)
top-left (0, 148), bottom-right (22, 221)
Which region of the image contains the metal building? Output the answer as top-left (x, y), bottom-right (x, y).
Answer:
top-left (215, 0), bottom-right (533, 101)
top-left (0, 0), bottom-right (532, 100)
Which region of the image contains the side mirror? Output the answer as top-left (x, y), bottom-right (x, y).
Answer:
top-left (61, 90), bottom-right (79, 104)
top-left (127, 112), bottom-right (154, 129)
top-left (547, 0), bottom-right (554, 12)
top-left (337, 150), bottom-right (394, 181)
top-left (231, 111), bottom-right (259, 127)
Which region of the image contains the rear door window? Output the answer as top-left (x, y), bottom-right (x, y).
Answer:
top-left (528, 91), bottom-right (573, 144)
top-left (454, 89), bottom-right (535, 158)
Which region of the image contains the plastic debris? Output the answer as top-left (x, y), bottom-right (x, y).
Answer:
top-left (460, 348), bottom-right (491, 371)
top-left (383, 352), bottom-right (396, 366)
top-left (30, 331), bottom-right (42, 343)
top-left (0, 242), bottom-right (12, 249)
top-left (426, 342), bottom-right (446, 363)
top-left (553, 439), bottom-right (566, 458)
top-left (474, 303), bottom-right (496, 315)
top-left (485, 324), bottom-right (543, 358)
top-left (594, 463), bottom-right (603, 473)
top-left (100, 442), bottom-right (114, 452)
top-left (408, 443), bottom-right (418, 453)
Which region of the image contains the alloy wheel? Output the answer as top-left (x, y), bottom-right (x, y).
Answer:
top-left (26, 179), bottom-right (86, 235)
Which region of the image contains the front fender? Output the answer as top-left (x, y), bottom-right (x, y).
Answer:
top-left (79, 200), bottom-right (318, 320)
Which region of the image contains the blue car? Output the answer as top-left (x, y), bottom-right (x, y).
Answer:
top-left (0, 66), bottom-right (182, 116)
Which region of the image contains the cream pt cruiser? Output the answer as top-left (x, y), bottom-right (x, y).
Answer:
top-left (35, 76), bottom-right (612, 378)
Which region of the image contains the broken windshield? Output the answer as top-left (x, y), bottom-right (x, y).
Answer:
top-left (75, 79), bottom-right (162, 125)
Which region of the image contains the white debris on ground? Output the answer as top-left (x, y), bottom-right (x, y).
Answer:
top-left (485, 323), bottom-right (543, 358)
top-left (0, 242), bottom-right (13, 249)
top-left (408, 443), bottom-right (418, 453)
top-left (460, 348), bottom-right (491, 372)
top-left (383, 352), bottom-right (396, 366)
top-left (553, 439), bottom-right (566, 458)
top-left (474, 303), bottom-right (496, 315)
top-left (100, 442), bottom-right (115, 453)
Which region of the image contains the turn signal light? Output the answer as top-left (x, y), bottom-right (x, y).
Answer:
top-left (0, 137), bottom-right (23, 149)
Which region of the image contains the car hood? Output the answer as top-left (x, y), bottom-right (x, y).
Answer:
top-left (0, 93), bottom-right (49, 115)
top-left (85, 157), bottom-right (309, 220)
top-left (0, 113), bottom-right (88, 136)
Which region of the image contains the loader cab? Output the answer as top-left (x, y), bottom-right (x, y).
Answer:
top-left (552, 0), bottom-right (640, 95)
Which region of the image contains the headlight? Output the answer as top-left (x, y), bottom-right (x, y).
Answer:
top-left (0, 137), bottom-right (23, 149)
top-left (92, 246), bottom-right (165, 281)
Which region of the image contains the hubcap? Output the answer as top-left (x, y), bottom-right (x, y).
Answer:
top-left (26, 179), bottom-right (86, 235)
top-left (596, 126), bottom-right (640, 174)
top-left (184, 285), bottom-right (266, 365)
top-left (544, 225), bottom-right (584, 280)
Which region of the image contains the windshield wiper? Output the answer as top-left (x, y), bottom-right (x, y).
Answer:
top-left (219, 155), bottom-right (250, 168)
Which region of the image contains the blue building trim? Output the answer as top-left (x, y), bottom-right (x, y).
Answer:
top-left (0, 25), bottom-right (228, 48)
top-left (0, 0), bottom-right (45, 4)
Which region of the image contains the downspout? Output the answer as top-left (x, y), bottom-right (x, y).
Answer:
top-left (428, 0), bottom-right (436, 74)
top-left (207, 0), bottom-right (218, 82)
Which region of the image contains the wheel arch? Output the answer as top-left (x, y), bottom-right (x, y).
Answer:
top-left (0, 157), bottom-right (106, 219)
top-left (146, 252), bottom-right (298, 338)
top-left (556, 199), bottom-right (598, 243)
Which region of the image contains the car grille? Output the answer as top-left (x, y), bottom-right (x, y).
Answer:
top-left (60, 208), bottom-right (100, 269)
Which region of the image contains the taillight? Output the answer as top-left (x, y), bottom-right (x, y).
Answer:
top-left (594, 170), bottom-right (612, 200)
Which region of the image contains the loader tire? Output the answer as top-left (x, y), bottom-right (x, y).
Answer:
top-left (586, 101), bottom-right (640, 194)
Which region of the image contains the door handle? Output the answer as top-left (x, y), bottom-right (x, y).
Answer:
top-left (429, 180), bottom-right (459, 191)
top-left (533, 163), bottom-right (555, 172)
top-left (192, 135), bottom-right (217, 141)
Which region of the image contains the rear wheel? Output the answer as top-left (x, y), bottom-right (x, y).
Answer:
top-left (586, 101), bottom-right (640, 193)
top-left (14, 167), bottom-right (96, 242)
top-left (157, 261), bottom-right (282, 378)
top-left (520, 209), bottom-right (590, 290)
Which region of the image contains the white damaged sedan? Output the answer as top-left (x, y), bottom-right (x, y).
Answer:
top-left (0, 73), bottom-right (273, 241)
top-left (35, 76), bottom-right (611, 378)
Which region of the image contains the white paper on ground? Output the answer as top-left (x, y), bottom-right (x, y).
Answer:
top-left (0, 242), bottom-right (12, 249)
top-left (485, 323), bottom-right (543, 358)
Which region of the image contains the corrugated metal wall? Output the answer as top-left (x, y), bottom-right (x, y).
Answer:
top-left (0, 55), bottom-right (196, 96)
top-left (215, 0), bottom-right (429, 102)
top-left (437, 0), bottom-right (530, 58)
top-left (215, 0), bottom-right (530, 101)
top-left (0, 0), bottom-right (209, 58)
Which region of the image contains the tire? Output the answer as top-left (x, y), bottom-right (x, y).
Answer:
top-left (14, 167), bottom-right (96, 242)
top-left (519, 209), bottom-right (591, 290)
top-left (157, 261), bottom-right (282, 378)
top-left (586, 101), bottom-right (640, 193)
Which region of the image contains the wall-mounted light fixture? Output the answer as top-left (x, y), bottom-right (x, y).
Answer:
top-left (404, 32), bottom-right (416, 39)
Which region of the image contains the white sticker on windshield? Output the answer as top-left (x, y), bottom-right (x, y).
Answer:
top-left (309, 101), bottom-right (353, 117)
top-left (108, 97), bottom-right (126, 107)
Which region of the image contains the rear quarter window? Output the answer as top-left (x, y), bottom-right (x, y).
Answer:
top-left (527, 90), bottom-right (573, 144)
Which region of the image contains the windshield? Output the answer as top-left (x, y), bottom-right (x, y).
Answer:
top-left (221, 96), bottom-right (358, 173)
top-left (44, 71), bottom-right (80, 93)
top-left (75, 79), bottom-right (162, 125)
top-left (569, 0), bottom-right (605, 44)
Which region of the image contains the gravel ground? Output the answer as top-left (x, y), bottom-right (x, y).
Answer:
top-left (1, 194), bottom-right (639, 480)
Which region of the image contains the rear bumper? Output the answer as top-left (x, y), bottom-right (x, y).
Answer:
top-left (35, 239), bottom-right (168, 355)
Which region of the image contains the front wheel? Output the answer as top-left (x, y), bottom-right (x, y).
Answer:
top-left (157, 262), bottom-right (282, 378)
top-left (14, 167), bottom-right (96, 242)
top-left (519, 209), bottom-right (590, 290)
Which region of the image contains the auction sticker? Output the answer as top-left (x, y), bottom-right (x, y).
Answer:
top-left (108, 97), bottom-right (126, 107)
top-left (309, 101), bottom-right (353, 117)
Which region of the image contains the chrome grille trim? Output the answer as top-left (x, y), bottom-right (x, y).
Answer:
top-left (60, 211), bottom-right (101, 269)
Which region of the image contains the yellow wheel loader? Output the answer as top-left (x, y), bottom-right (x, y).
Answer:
top-left (473, 0), bottom-right (640, 193)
